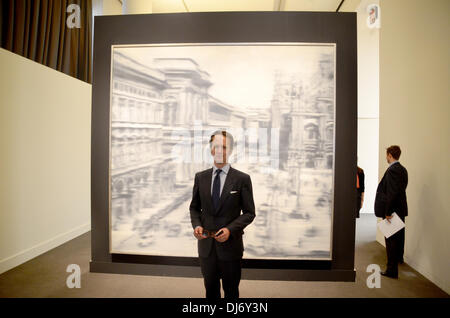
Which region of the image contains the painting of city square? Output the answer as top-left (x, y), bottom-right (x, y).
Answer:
top-left (109, 43), bottom-right (336, 260)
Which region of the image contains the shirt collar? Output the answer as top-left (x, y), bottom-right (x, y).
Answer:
top-left (389, 160), bottom-right (399, 167)
top-left (213, 163), bottom-right (230, 175)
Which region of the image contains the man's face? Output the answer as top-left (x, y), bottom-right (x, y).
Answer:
top-left (386, 152), bottom-right (393, 164)
top-left (210, 135), bottom-right (230, 164)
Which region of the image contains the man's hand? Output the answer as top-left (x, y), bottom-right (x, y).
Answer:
top-left (385, 215), bottom-right (393, 223)
top-left (214, 227), bottom-right (230, 243)
top-left (194, 226), bottom-right (206, 240)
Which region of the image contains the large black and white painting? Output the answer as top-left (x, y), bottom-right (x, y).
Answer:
top-left (109, 43), bottom-right (336, 260)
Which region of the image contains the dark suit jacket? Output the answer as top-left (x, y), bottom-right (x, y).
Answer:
top-left (375, 162), bottom-right (408, 218)
top-left (189, 166), bottom-right (256, 261)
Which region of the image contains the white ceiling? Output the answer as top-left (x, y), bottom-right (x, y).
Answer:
top-left (150, 0), bottom-right (361, 13)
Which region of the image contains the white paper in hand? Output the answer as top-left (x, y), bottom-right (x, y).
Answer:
top-left (377, 212), bottom-right (405, 238)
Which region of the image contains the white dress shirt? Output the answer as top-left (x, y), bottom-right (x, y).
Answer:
top-left (211, 163), bottom-right (230, 196)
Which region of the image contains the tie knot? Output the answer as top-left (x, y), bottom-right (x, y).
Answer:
top-left (216, 169), bottom-right (222, 175)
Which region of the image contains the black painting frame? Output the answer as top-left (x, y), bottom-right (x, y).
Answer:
top-left (90, 11), bottom-right (357, 281)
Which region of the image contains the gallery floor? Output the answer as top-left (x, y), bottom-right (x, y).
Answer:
top-left (0, 214), bottom-right (448, 298)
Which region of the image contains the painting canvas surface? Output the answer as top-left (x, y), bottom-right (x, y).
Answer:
top-left (109, 43), bottom-right (336, 260)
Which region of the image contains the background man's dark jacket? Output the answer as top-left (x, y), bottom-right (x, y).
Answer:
top-left (190, 167), bottom-right (255, 261)
top-left (375, 162), bottom-right (408, 218)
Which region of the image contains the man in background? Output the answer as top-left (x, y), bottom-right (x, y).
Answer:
top-left (375, 145), bottom-right (408, 278)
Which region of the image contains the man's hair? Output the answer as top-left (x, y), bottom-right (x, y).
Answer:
top-left (209, 130), bottom-right (234, 153)
top-left (386, 145), bottom-right (401, 160)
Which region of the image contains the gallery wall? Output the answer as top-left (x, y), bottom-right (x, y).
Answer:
top-left (379, 0), bottom-right (450, 294)
top-left (0, 48), bottom-right (91, 274)
top-left (356, 0), bottom-right (379, 215)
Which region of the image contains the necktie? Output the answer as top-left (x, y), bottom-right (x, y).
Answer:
top-left (212, 169), bottom-right (222, 210)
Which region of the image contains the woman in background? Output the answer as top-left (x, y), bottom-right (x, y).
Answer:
top-left (356, 166), bottom-right (365, 218)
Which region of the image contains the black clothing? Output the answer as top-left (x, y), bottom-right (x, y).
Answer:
top-left (375, 161), bottom-right (408, 276)
top-left (190, 166), bottom-right (255, 299)
top-left (375, 162), bottom-right (408, 218)
top-left (356, 169), bottom-right (365, 218)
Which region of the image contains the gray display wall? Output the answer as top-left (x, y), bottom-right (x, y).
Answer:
top-left (90, 11), bottom-right (357, 281)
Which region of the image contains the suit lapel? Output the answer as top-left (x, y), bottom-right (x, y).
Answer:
top-left (216, 167), bottom-right (235, 214)
top-left (201, 168), bottom-right (214, 213)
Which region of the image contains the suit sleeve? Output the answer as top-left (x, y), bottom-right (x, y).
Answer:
top-left (384, 168), bottom-right (402, 216)
top-left (189, 173), bottom-right (202, 229)
top-left (226, 174), bottom-right (256, 235)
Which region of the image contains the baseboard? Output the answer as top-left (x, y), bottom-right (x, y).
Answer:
top-left (0, 222), bottom-right (91, 275)
top-left (90, 260), bottom-right (356, 282)
top-left (405, 259), bottom-right (450, 296)
top-left (375, 236), bottom-right (449, 295)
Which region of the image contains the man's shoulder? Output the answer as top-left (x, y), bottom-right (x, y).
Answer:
top-left (386, 163), bottom-right (408, 185)
top-left (230, 167), bottom-right (251, 180)
top-left (390, 162), bottom-right (407, 174)
top-left (195, 168), bottom-right (213, 178)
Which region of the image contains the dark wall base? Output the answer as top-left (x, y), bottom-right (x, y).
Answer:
top-left (90, 261), bottom-right (355, 282)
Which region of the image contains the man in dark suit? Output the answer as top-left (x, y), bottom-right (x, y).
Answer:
top-left (375, 145), bottom-right (408, 279)
top-left (190, 130), bottom-right (255, 300)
